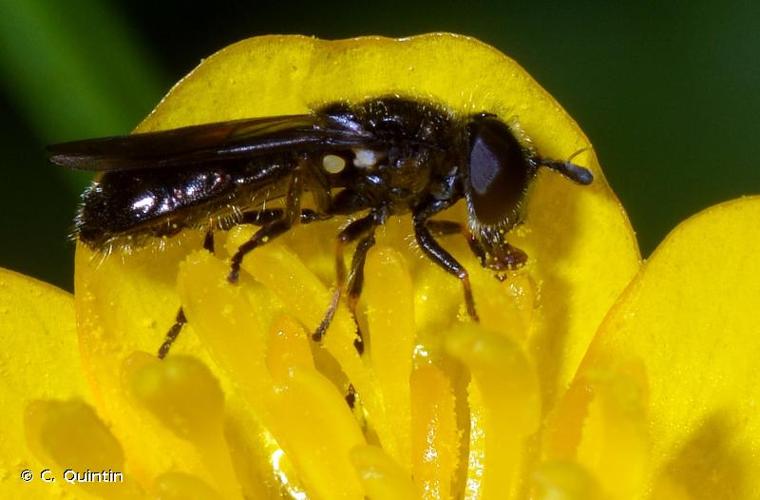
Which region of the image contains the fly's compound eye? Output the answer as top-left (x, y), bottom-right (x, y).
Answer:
top-left (465, 116), bottom-right (534, 227)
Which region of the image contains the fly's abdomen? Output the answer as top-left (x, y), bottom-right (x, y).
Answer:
top-left (76, 167), bottom-right (233, 247)
top-left (76, 161), bottom-right (292, 249)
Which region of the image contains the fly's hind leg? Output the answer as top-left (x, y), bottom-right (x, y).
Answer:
top-left (237, 208), bottom-right (329, 227)
top-left (158, 228), bottom-right (215, 359)
top-left (228, 166), bottom-right (304, 283)
top-left (227, 218), bottom-right (293, 283)
top-left (158, 308), bottom-right (187, 359)
top-left (227, 210), bottom-right (327, 282)
top-left (158, 165), bottom-right (309, 359)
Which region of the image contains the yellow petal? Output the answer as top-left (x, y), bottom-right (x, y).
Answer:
top-left (267, 366), bottom-right (366, 499)
top-left (266, 314), bottom-right (316, 381)
top-left (24, 399), bottom-right (141, 498)
top-left (127, 354), bottom-right (224, 440)
top-left (410, 364), bottom-right (459, 500)
top-left (75, 240), bottom-right (223, 490)
top-left (445, 324), bottom-right (541, 499)
top-left (176, 250), bottom-right (308, 498)
top-left (577, 196), bottom-right (760, 498)
top-left (177, 247), bottom-right (365, 498)
top-left (543, 365), bottom-right (649, 499)
top-left (0, 268), bottom-right (90, 496)
top-left (124, 353), bottom-right (242, 499)
top-left (176, 249), bottom-right (272, 407)
top-left (223, 227), bottom-right (369, 399)
top-left (531, 461), bottom-right (604, 500)
top-left (350, 445), bottom-right (417, 500)
top-left (524, 164), bottom-right (640, 406)
top-left (126, 353), bottom-right (244, 499)
top-left (154, 472), bottom-right (222, 500)
top-left (362, 246), bottom-right (415, 470)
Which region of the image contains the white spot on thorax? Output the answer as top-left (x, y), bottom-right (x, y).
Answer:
top-left (353, 149), bottom-right (378, 168)
top-left (322, 154), bottom-right (346, 174)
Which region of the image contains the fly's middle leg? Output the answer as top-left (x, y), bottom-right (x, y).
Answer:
top-left (313, 213), bottom-right (378, 349)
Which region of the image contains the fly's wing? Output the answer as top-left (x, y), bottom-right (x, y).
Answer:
top-left (48, 114), bottom-right (376, 172)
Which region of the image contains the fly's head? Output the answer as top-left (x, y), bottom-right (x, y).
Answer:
top-left (462, 114), bottom-right (593, 272)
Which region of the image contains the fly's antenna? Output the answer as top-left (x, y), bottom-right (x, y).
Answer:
top-left (567, 146), bottom-right (592, 163)
top-left (538, 146), bottom-right (594, 185)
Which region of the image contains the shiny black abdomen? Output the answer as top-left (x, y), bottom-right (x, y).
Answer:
top-left (77, 160), bottom-right (292, 247)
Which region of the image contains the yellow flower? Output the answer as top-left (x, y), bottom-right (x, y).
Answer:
top-left (2, 34), bottom-right (759, 499)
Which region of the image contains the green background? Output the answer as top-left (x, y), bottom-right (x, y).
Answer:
top-left (1, 0), bottom-right (759, 291)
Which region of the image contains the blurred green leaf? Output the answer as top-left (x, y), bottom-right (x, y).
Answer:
top-left (0, 0), bottom-right (166, 141)
top-left (0, 0), bottom-right (166, 288)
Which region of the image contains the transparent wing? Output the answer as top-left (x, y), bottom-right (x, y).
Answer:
top-left (48, 114), bottom-right (376, 172)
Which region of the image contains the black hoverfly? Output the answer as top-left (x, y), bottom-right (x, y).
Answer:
top-left (48, 96), bottom-right (592, 357)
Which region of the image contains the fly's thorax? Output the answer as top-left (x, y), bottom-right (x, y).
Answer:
top-left (315, 97), bottom-right (462, 211)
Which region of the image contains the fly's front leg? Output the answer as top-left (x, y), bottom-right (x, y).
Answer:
top-left (426, 220), bottom-right (488, 266)
top-left (228, 165), bottom-right (304, 283)
top-left (425, 219), bottom-right (526, 274)
top-left (413, 203), bottom-right (479, 322)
